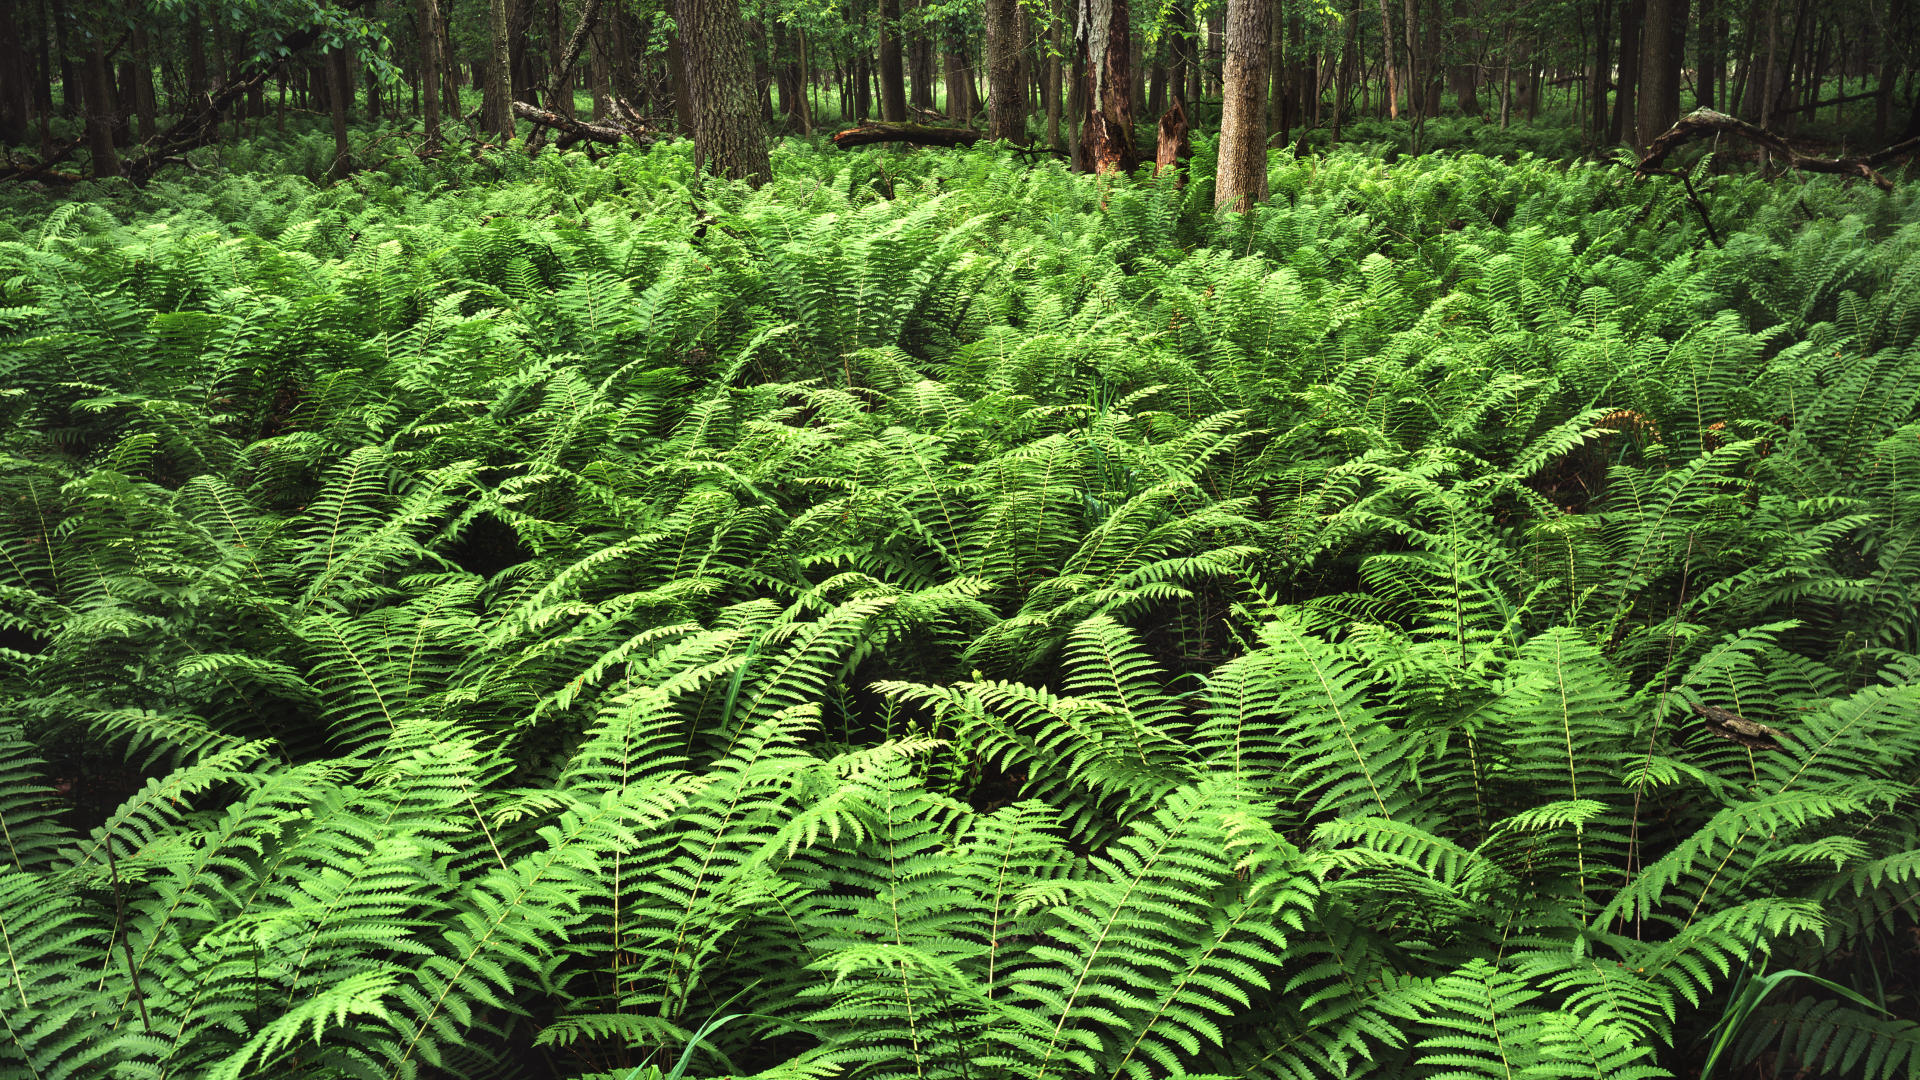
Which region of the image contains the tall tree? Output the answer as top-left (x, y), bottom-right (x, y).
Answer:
top-left (985, 0), bottom-right (1022, 137)
top-left (1375, 0), bottom-right (1399, 116)
top-left (1216, 0), bottom-right (1271, 209)
top-left (81, 42), bottom-right (121, 176)
top-left (1635, 0), bottom-right (1687, 145)
top-left (878, 0), bottom-right (908, 120)
top-left (679, 0), bottom-right (772, 185)
top-left (1608, 0), bottom-right (1642, 142)
top-left (0, 2), bottom-right (32, 145)
top-left (1076, 0), bottom-right (1138, 171)
top-left (418, 0), bottom-right (443, 145)
top-left (325, 47), bottom-right (352, 180)
top-left (484, 0), bottom-right (514, 138)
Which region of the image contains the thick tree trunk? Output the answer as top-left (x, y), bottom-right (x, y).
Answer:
top-left (1374, 0), bottom-right (1399, 117)
top-left (1216, 0), bottom-right (1271, 210)
top-left (0, 1), bottom-right (29, 146)
top-left (1635, 0), bottom-right (1687, 146)
top-left (418, 0), bottom-right (442, 144)
top-left (986, 0), bottom-right (1023, 137)
top-left (485, 0), bottom-right (514, 138)
top-left (1077, 0), bottom-right (1138, 172)
top-left (878, 0), bottom-right (908, 120)
top-left (81, 45), bottom-right (120, 176)
top-left (680, 0), bottom-right (771, 185)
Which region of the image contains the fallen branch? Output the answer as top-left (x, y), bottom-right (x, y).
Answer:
top-left (118, 0), bottom-right (377, 184)
top-left (525, 0), bottom-right (605, 152)
top-left (830, 123), bottom-right (983, 150)
top-left (511, 100), bottom-right (662, 149)
top-left (1635, 107), bottom-right (1920, 191)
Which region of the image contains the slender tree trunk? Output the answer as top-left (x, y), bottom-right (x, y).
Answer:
top-left (1589, 0), bottom-right (1612, 147)
top-left (680, 0), bottom-right (771, 184)
top-left (986, 0), bottom-right (1022, 137)
top-left (1048, 0), bottom-right (1065, 145)
top-left (1609, 0), bottom-right (1642, 143)
top-left (326, 48), bottom-right (352, 181)
top-left (907, 0), bottom-right (936, 109)
top-left (418, 0), bottom-right (443, 143)
top-left (1331, 0), bottom-right (1358, 138)
top-left (1216, 0), bottom-right (1272, 210)
top-left (1696, 0), bottom-right (1716, 106)
top-left (1375, 0), bottom-right (1399, 116)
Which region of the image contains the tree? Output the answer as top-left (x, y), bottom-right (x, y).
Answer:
top-left (1215, 0), bottom-right (1271, 209)
top-left (985, 0), bottom-right (1022, 137)
top-left (679, 0), bottom-right (772, 185)
top-left (485, 0), bottom-right (514, 139)
top-left (1077, 0), bottom-right (1138, 171)
top-left (1635, 0), bottom-right (1687, 145)
top-left (879, 0), bottom-right (909, 121)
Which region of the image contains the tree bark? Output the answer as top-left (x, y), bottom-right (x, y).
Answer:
top-left (1609, 0), bottom-right (1642, 143)
top-left (1375, 0), bottom-right (1398, 116)
top-left (986, 0), bottom-right (1023, 137)
top-left (1076, 0), bottom-right (1138, 172)
top-left (1048, 0), bottom-right (1065, 147)
top-left (485, 0), bottom-right (514, 138)
top-left (81, 44), bottom-right (120, 177)
top-left (1635, 0), bottom-right (1687, 146)
top-left (1216, 0), bottom-right (1271, 209)
top-left (1589, 0), bottom-right (1613, 146)
top-left (830, 120), bottom-right (984, 147)
top-left (326, 48), bottom-right (352, 181)
top-left (879, 0), bottom-right (909, 120)
top-left (0, 1), bottom-right (29, 146)
top-left (418, 0), bottom-right (443, 146)
top-left (680, 0), bottom-right (772, 185)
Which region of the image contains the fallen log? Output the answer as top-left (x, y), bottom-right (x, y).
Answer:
top-left (1635, 107), bottom-right (1920, 191)
top-left (830, 123), bottom-right (984, 150)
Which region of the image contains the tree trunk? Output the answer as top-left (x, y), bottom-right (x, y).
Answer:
top-left (1077, 0), bottom-right (1139, 172)
top-left (1375, 0), bottom-right (1399, 116)
top-left (1331, 0), bottom-right (1358, 138)
top-left (879, 0), bottom-right (908, 120)
top-left (667, 25), bottom-right (694, 131)
top-left (326, 49), bottom-right (353, 181)
top-left (1696, 0), bottom-right (1717, 106)
top-left (1216, 0), bottom-right (1271, 210)
top-left (418, 0), bottom-right (443, 143)
top-left (1609, 0), bottom-right (1642, 143)
top-left (547, 0), bottom-right (572, 115)
top-left (680, 0), bottom-right (772, 185)
top-left (0, 1), bottom-right (29, 146)
top-left (81, 44), bottom-right (120, 176)
top-left (485, 0), bottom-right (514, 138)
top-left (907, 0), bottom-right (936, 109)
top-left (986, 0), bottom-right (1023, 137)
top-left (1589, 0), bottom-right (1613, 146)
top-left (945, 42), bottom-right (972, 122)
top-left (1048, 0), bottom-right (1065, 146)
top-left (1635, 0), bottom-right (1686, 146)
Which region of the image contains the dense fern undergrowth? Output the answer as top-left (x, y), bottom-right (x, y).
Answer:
top-left (3, 134), bottom-right (1919, 1080)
